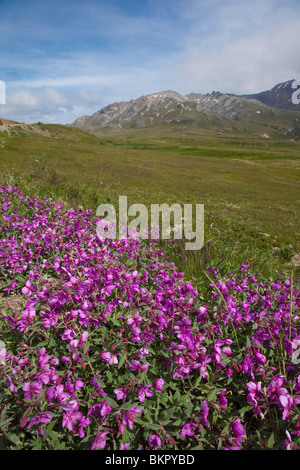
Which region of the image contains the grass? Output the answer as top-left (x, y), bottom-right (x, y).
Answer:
top-left (0, 121), bottom-right (299, 283)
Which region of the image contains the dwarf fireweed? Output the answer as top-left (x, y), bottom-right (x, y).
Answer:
top-left (0, 184), bottom-right (299, 450)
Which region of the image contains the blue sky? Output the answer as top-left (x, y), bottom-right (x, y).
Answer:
top-left (1, 0), bottom-right (300, 124)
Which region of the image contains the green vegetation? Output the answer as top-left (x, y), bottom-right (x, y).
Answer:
top-left (0, 121), bottom-right (299, 283)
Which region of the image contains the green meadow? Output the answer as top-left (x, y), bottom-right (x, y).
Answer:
top-left (0, 122), bottom-right (299, 283)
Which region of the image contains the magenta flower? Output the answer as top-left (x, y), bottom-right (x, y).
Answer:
top-left (21, 280), bottom-right (33, 296)
top-left (38, 347), bottom-right (53, 370)
top-left (137, 346), bottom-right (149, 359)
top-left (131, 325), bottom-right (141, 336)
top-left (90, 376), bottom-right (107, 397)
top-left (61, 328), bottom-right (76, 341)
top-left (0, 348), bottom-right (11, 365)
top-left (231, 419), bottom-right (246, 437)
top-left (127, 359), bottom-right (141, 371)
top-left (88, 400), bottom-right (112, 420)
top-left (114, 387), bottom-right (126, 401)
top-left (76, 414), bottom-right (92, 438)
top-left (127, 360), bottom-right (150, 373)
top-left (6, 376), bottom-right (17, 393)
top-left (180, 423), bottom-right (197, 437)
top-left (231, 418), bottom-right (246, 446)
top-left (62, 409), bottom-right (83, 433)
top-left (153, 378), bottom-right (164, 392)
top-left (278, 392), bottom-right (294, 420)
top-left (246, 381), bottom-right (264, 418)
top-left (127, 312), bottom-right (142, 327)
top-left (21, 303), bottom-right (36, 321)
top-left (119, 442), bottom-right (131, 450)
top-left (121, 406), bottom-right (143, 433)
top-left (74, 379), bottom-right (85, 391)
top-left (218, 389), bottom-right (228, 411)
top-left (46, 384), bottom-right (70, 405)
top-left (255, 351), bottom-right (266, 364)
top-left (22, 381), bottom-right (43, 399)
top-left (137, 385), bottom-right (153, 402)
top-left (27, 412), bottom-right (52, 429)
top-left (90, 431), bottom-right (109, 450)
top-left (100, 351), bottom-right (118, 365)
top-left (223, 445), bottom-right (242, 450)
top-left (201, 400), bottom-right (210, 428)
top-left (282, 431), bottom-right (293, 450)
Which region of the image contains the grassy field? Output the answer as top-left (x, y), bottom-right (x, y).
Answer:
top-left (0, 122), bottom-right (299, 282)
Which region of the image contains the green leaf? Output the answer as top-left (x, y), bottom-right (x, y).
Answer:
top-left (207, 388), bottom-right (219, 401)
top-left (5, 433), bottom-right (21, 446)
top-left (121, 401), bottom-right (134, 410)
top-left (46, 418), bottom-right (58, 432)
top-left (172, 418), bottom-right (183, 427)
top-left (267, 433), bottom-right (275, 449)
top-left (0, 415), bottom-right (15, 428)
top-left (121, 427), bottom-right (133, 442)
top-left (160, 419), bottom-right (171, 426)
top-left (147, 423), bottom-right (161, 431)
top-left (220, 354), bottom-right (230, 365)
top-left (105, 396), bottom-right (119, 407)
top-left (105, 370), bottom-right (113, 383)
top-left (161, 407), bottom-right (177, 419)
top-left (0, 405), bottom-right (8, 424)
top-left (193, 375), bottom-right (202, 389)
top-left (192, 444), bottom-right (204, 450)
top-left (118, 354), bottom-right (126, 369)
top-left (36, 340), bottom-right (48, 349)
top-left (30, 439), bottom-right (42, 450)
top-left (186, 400), bottom-right (193, 416)
top-left (0, 437), bottom-right (7, 450)
top-left (238, 405), bottom-right (253, 416)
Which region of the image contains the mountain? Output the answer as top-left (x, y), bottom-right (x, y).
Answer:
top-left (242, 79), bottom-right (300, 110)
top-left (70, 89), bottom-right (250, 129)
top-left (71, 89), bottom-right (242, 134)
top-left (186, 91), bottom-right (266, 120)
top-left (70, 81), bottom-right (300, 138)
top-left (71, 90), bottom-right (190, 128)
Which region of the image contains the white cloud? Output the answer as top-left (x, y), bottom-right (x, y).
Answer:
top-left (1, 87), bottom-right (104, 124)
top-left (1, 0), bottom-right (300, 123)
top-left (171, 1), bottom-right (300, 95)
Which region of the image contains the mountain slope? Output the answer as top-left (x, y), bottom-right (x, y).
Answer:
top-left (186, 91), bottom-right (266, 120)
top-left (72, 90), bottom-right (192, 127)
top-left (71, 90), bottom-right (232, 131)
top-left (242, 79), bottom-right (300, 110)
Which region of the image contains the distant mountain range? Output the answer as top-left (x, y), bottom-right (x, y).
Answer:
top-left (70, 80), bottom-right (300, 138)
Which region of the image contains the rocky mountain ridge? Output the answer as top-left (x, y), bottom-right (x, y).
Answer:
top-left (242, 79), bottom-right (300, 110)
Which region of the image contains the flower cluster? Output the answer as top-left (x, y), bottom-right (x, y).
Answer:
top-left (0, 184), bottom-right (299, 450)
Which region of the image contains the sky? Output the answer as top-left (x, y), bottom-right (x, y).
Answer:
top-left (0, 0), bottom-right (300, 124)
